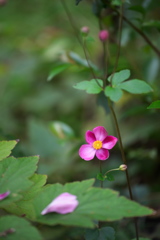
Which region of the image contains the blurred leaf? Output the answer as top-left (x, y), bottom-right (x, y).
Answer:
top-left (4, 174), bottom-right (47, 220)
top-left (118, 80), bottom-right (153, 94)
top-left (97, 92), bottom-right (110, 114)
top-left (142, 20), bottom-right (160, 30)
top-left (105, 173), bottom-right (115, 181)
top-left (0, 156), bottom-right (39, 208)
top-left (147, 100), bottom-right (160, 109)
top-left (85, 227), bottom-right (115, 240)
top-left (0, 140), bottom-right (18, 161)
top-left (69, 52), bottom-right (99, 72)
top-left (49, 121), bottom-right (75, 140)
top-left (73, 79), bottom-right (103, 94)
top-left (111, 0), bottom-right (123, 6)
top-left (32, 179), bottom-right (154, 228)
top-left (0, 216), bottom-right (42, 240)
top-left (129, 5), bottom-right (145, 15)
top-left (104, 86), bottom-right (123, 102)
top-left (108, 69), bottom-right (130, 85)
top-left (96, 173), bottom-right (105, 181)
top-left (47, 63), bottom-right (72, 81)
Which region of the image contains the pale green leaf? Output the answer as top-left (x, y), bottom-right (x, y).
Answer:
top-left (47, 63), bottom-right (71, 81)
top-left (108, 69), bottom-right (130, 85)
top-left (118, 80), bottom-right (153, 94)
top-left (32, 179), bottom-right (154, 228)
top-left (147, 100), bottom-right (160, 109)
top-left (49, 121), bottom-right (75, 140)
top-left (104, 86), bottom-right (123, 102)
top-left (0, 156), bottom-right (39, 208)
top-left (0, 216), bottom-right (42, 240)
top-left (0, 140), bottom-right (18, 161)
top-left (73, 79), bottom-right (103, 94)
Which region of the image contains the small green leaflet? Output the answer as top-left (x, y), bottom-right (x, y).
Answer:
top-left (118, 79), bottom-right (153, 94)
top-left (147, 100), bottom-right (160, 109)
top-left (104, 86), bottom-right (123, 102)
top-left (108, 69), bottom-right (130, 85)
top-left (73, 79), bottom-right (103, 94)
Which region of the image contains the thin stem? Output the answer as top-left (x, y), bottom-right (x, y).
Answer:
top-left (104, 168), bottom-right (120, 176)
top-left (99, 161), bottom-right (103, 188)
top-left (60, 0), bottom-right (82, 45)
top-left (110, 3), bottom-right (123, 84)
top-left (109, 102), bottom-right (139, 240)
top-left (115, 10), bottom-right (160, 57)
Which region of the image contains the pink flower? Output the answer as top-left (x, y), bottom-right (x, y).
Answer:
top-left (41, 192), bottom-right (79, 215)
top-left (79, 126), bottom-right (118, 161)
top-left (0, 191), bottom-right (10, 200)
top-left (99, 30), bottom-right (109, 41)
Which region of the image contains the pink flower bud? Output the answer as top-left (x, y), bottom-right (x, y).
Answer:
top-left (99, 30), bottom-right (109, 42)
top-left (81, 26), bottom-right (89, 34)
top-left (119, 164), bottom-right (127, 171)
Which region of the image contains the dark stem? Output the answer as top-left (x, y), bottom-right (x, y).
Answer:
top-left (109, 102), bottom-right (139, 240)
top-left (115, 10), bottom-right (160, 57)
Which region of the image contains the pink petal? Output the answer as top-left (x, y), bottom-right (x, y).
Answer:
top-left (41, 192), bottom-right (79, 215)
top-left (79, 144), bottom-right (96, 161)
top-left (96, 148), bottom-right (109, 160)
top-left (102, 136), bottom-right (118, 149)
top-left (0, 191), bottom-right (10, 200)
top-left (85, 130), bottom-right (96, 144)
top-left (93, 126), bottom-right (108, 142)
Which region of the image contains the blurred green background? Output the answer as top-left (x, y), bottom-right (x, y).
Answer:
top-left (0, 0), bottom-right (160, 239)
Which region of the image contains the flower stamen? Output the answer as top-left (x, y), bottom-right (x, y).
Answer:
top-left (93, 140), bottom-right (102, 150)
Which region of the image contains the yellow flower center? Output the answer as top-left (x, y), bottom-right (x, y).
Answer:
top-left (92, 140), bottom-right (102, 150)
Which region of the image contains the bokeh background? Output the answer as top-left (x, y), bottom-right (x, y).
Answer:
top-left (0, 0), bottom-right (160, 239)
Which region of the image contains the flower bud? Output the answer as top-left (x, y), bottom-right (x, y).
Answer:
top-left (119, 164), bottom-right (127, 171)
top-left (81, 26), bottom-right (89, 37)
top-left (99, 30), bottom-right (109, 42)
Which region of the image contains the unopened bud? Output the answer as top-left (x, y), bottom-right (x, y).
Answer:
top-left (119, 164), bottom-right (127, 171)
top-left (99, 30), bottom-right (109, 42)
top-left (81, 26), bottom-right (89, 37)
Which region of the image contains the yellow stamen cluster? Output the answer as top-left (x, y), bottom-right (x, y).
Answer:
top-left (92, 140), bottom-right (102, 150)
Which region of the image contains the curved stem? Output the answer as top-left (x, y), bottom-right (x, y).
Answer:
top-left (99, 161), bottom-right (103, 188)
top-left (115, 10), bottom-right (160, 57)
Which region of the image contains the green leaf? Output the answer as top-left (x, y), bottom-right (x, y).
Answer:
top-left (47, 63), bottom-right (71, 81)
top-left (111, 0), bottom-right (122, 6)
top-left (96, 173), bottom-right (105, 181)
top-left (32, 179), bottom-right (154, 228)
top-left (118, 80), bottom-right (153, 94)
top-left (0, 140), bottom-right (18, 161)
top-left (49, 121), bottom-right (75, 140)
top-left (0, 156), bottom-right (39, 208)
top-left (104, 86), bottom-right (123, 102)
top-left (69, 52), bottom-right (99, 72)
top-left (108, 69), bottom-right (130, 85)
top-left (4, 174), bottom-right (47, 220)
top-left (142, 20), bottom-right (160, 30)
top-left (0, 216), bottom-right (42, 240)
top-left (147, 100), bottom-right (160, 109)
top-left (105, 173), bottom-right (115, 181)
top-left (73, 79), bottom-right (103, 94)
top-left (129, 5), bottom-right (145, 15)
top-left (85, 227), bottom-right (115, 240)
